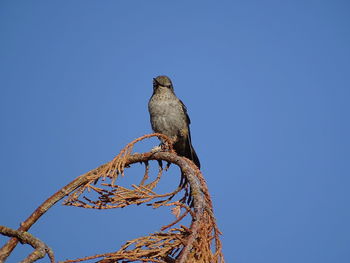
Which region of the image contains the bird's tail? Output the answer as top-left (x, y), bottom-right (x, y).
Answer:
top-left (182, 134), bottom-right (200, 169)
top-left (173, 135), bottom-right (200, 169)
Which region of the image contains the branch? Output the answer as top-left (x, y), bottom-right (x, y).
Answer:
top-left (0, 163), bottom-right (107, 262)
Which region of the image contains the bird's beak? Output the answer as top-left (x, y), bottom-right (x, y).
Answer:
top-left (153, 78), bottom-right (158, 86)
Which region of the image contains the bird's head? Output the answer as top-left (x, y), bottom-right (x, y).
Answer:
top-left (153, 75), bottom-right (174, 92)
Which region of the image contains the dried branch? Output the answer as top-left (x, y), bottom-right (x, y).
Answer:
top-left (0, 134), bottom-right (224, 263)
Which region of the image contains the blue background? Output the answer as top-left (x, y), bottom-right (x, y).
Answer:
top-left (1, 1), bottom-right (349, 262)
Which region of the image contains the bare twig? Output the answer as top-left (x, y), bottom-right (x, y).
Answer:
top-left (0, 226), bottom-right (54, 263)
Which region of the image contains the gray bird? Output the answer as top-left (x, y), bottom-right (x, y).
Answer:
top-left (148, 75), bottom-right (200, 169)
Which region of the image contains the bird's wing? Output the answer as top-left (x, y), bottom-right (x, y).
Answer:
top-left (179, 99), bottom-right (201, 169)
top-left (179, 99), bottom-right (191, 125)
top-left (180, 99), bottom-right (193, 147)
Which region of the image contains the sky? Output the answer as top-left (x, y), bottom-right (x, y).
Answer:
top-left (0, 1), bottom-right (349, 262)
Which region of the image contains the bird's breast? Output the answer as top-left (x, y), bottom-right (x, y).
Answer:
top-left (148, 95), bottom-right (187, 138)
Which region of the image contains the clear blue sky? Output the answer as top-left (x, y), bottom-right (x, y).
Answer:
top-left (1, 1), bottom-right (349, 262)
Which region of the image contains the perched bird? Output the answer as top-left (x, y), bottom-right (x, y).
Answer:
top-left (148, 75), bottom-right (200, 169)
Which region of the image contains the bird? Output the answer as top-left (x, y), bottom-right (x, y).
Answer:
top-left (148, 75), bottom-right (200, 170)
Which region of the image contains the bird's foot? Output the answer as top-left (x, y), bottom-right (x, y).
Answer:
top-left (151, 145), bottom-right (162, 153)
top-left (151, 142), bottom-right (172, 153)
